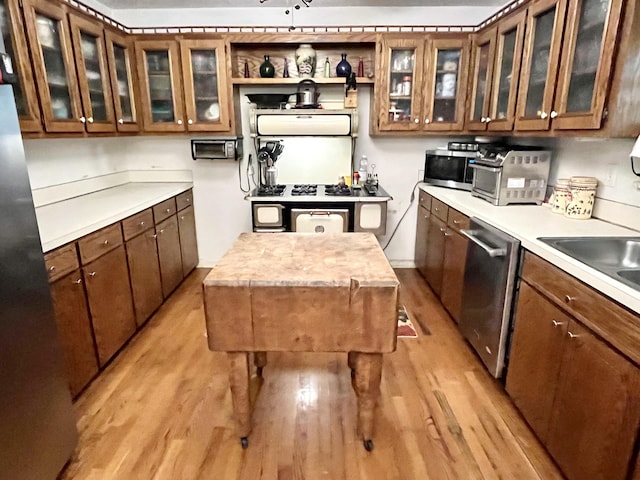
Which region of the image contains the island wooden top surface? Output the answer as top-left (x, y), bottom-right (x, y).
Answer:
top-left (203, 233), bottom-right (399, 288)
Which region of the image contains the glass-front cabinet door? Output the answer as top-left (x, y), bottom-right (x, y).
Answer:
top-left (179, 39), bottom-right (231, 132)
top-left (488, 10), bottom-right (526, 131)
top-left (68, 13), bottom-right (115, 133)
top-left (135, 39), bottom-right (185, 133)
top-left (105, 30), bottom-right (139, 132)
top-left (422, 36), bottom-right (469, 131)
top-left (23, 0), bottom-right (84, 133)
top-left (377, 37), bottom-right (425, 131)
top-left (515, 0), bottom-right (567, 130)
top-left (552, 0), bottom-right (623, 130)
top-left (466, 28), bottom-right (496, 131)
top-left (1, 0), bottom-right (41, 133)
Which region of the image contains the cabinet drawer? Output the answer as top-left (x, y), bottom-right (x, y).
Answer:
top-left (78, 224), bottom-right (123, 265)
top-left (44, 244), bottom-right (79, 283)
top-left (521, 252), bottom-right (640, 366)
top-left (418, 190), bottom-right (432, 210)
top-left (153, 197), bottom-right (177, 224)
top-left (447, 208), bottom-right (470, 231)
top-left (431, 198), bottom-right (449, 222)
top-left (122, 209), bottom-right (153, 241)
top-left (176, 190), bottom-right (193, 211)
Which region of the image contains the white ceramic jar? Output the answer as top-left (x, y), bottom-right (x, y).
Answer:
top-left (552, 178), bottom-right (571, 214)
top-left (295, 44), bottom-right (316, 78)
top-left (564, 176), bottom-right (598, 219)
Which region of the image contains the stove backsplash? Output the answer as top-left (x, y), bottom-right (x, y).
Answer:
top-left (256, 136), bottom-right (353, 185)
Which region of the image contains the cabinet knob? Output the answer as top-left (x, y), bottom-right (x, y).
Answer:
top-left (73, 278), bottom-right (82, 284)
top-left (540, 111), bottom-right (548, 119)
top-left (118, 118), bottom-right (124, 124)
top-left (180, 215), bottom-right (185, 220)
top-left (48, 265), bottom-right (56, 272)
top-left (186, 198), bottom-right (191, 203)
top-left (103, 239), bottom-right (109, 245)
top-left (564, 295), bottom-right (575, 304)
top-left (485, 117), bottom-right (492, 123)
top-left (480, 117), bottom-right (486, 123)
top-left (80, 116), bottom-right (86, 123)
top-left (439, 227), bottom-right (446, 233)
top-left (88, 271), bottom-right (96, 277)
top-left (159, 229), bottom-right (164, 234)
top-left (188, 119), bottom-right (193, 125)
top-left (550, 111), bottom-right (558, 119)
top-left (453, 219), bottom-right (461, 224)
top-left (166, 208), bottom-right (171, 213)
top-left (152, 234), bottom-right (158, 239)
top-left (414, 118), bottom-right (419, 124)
top-left (424, 118), bottom-right (430, 124)
top-left (177, 119), bottom-right (183, 125)
top-left (552, 319), bottom-right (564, 327)
top-left (568, 331), bottom-right (579, 339)
top-left (140, 221), bottom-right (145, 226)
top-left (87, 117), bottom-right (94, 123)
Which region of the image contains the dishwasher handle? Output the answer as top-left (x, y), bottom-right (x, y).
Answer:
top-left (460, 229), bottom-right (507, 257)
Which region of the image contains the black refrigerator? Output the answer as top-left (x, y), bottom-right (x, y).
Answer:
top-left (0, 84), bottom-right (78, 478)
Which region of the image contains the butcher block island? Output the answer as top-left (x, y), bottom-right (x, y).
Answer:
top-left (203, 232), bottom-right (400, 451)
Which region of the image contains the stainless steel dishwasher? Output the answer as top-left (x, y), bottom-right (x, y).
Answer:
top-left (459, 217), bottom-right (520, 378)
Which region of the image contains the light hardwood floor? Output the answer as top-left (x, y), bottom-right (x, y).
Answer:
top-left (61, 268), bottom-right (563, 480)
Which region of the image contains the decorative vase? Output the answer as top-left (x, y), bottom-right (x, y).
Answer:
top-left (295, 43), bottom-right (316, 78)
top-left (336, 53), bottom-right (352, 77)
top-left (283, 57), bottom-right (290, 78)
top-left (259, 55), bottom-right (275, 78)
top-left (243, 60), bottom-right (250, 78)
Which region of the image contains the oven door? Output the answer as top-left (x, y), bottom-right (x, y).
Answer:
top-left (252, 203), bottom-right (285, 231)
top-left (291, 209), bottom-right (348, 233)
top-left (471, 164), bottom-right (502, 203)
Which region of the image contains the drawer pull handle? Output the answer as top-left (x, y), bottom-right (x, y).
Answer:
top-left (552, 320), bottom-right (564, 327)
top-left (88, 272), bottom-right (96, 277)
top-left (564, 295), bottom-right (575, 304)
top-left (48, 265), bottom-right (56, 272)
top-left (568, 331), bottom-right (579, 339)
top-left (103, 240), bottom-right (109, 245)
top-left (73, 278), bottom-right (82, 284)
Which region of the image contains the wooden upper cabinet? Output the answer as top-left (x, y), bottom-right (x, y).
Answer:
top-left (68, 12), bottom-right (115, 133)
top-left (179, 38), bottom-right (231, 132)
top-left (466, 27), bottom-right (496, 131)
top-left (377, 36), bottom-right (425, 131)
top-left (487, 10), bottom-right (527, 131)
top-left (105, 29), bottom-right (140, 132)
top-left (515, 0), bottom-right (568, 131)
top-left (1, 0), bottom-right (42, 133)
top-left (135, 39), bottom-right (186, 133)
top-left (23, 0), bottom-right (84, 133)
top-left (551, 0), bottom-right (624, 130)
top-left (422, 36), bottom-right (469, 131)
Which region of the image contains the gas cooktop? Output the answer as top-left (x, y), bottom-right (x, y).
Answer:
top-left (251, 184), bottom-right (391, 200)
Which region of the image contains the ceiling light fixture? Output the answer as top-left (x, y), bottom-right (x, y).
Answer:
top-left (259, 0), bottom-right (313, 31)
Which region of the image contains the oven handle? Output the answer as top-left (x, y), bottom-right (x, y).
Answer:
top-left (309, 211), bottom-right (334, 216)
top-left (460, 229), bottom-right (507, 257)
top-left (469, 164), bottom-right (501, 173)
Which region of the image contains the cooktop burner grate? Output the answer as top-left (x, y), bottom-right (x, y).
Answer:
top-left (324, 184), bottom-right (353, 196)
top-left (291, 184), bottom-right (318, 196)
top-left (257, 185), bottom-right (286, 196)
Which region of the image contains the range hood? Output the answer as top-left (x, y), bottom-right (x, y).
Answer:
top-left (249, 108), bottom-right (358, 137)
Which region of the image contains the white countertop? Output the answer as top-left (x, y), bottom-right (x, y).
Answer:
top-left (36, 182), bottom-right (193, 253)
top-left (419, 184), bottom-right (640, 315)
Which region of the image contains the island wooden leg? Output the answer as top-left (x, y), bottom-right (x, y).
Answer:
top-left (228, 352), bottom-right (252, 448)
top-left (254, 351), bottom-right (267, 377)
top-left (354, 352), bottom-right (383, 451)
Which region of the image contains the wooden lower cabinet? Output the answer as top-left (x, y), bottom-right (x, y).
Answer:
top-left (49, 269), bottom-right (98, 397)
top-left (414, 204), bottom-right (429, 278)
top-left (424, 214), bottom-right (446, 295)
top-left (440, 228), bottom-right (468, 322)
top-left (178, 205), bottom-right (198, 276)
top-left (83, 245), bottom-right (136, 365)
top-left (156, 215), bottom-right (183, 298)
top-left (507, 280), bottom-right (640, 480)
top-left (126, 228), bottom-right (163, 326)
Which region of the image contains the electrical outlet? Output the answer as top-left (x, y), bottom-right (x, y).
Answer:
top-left (418, 169), bottom-right (424, 181)
top-left (604, 164), bottom-right (617, 187)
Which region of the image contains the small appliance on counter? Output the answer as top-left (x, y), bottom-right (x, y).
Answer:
top-left (470, 145), bottom-right (551, 206)
top-left (191, 138), bottom-right (242, 161)
top-left (423, 148), bottom-right (477, 191)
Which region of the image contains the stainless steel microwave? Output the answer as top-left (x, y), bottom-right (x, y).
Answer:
top-left (191, 138), bottom-right (242, 161)
top-left (423, 149), bottom-right (475, 191)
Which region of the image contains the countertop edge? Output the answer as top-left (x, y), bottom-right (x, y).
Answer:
top-left (38, 182), bottom-right (193, 253)
top-left (419, 184), bottom-right (640, 315)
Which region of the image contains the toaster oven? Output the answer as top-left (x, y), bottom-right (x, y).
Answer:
top-left (191, 138), bottom-right (242, 161)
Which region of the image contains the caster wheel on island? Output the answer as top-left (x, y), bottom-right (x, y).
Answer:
top-left (363, 439), bottom-right (374, 451)
top-left (241, 437), bottom-right (249, 449)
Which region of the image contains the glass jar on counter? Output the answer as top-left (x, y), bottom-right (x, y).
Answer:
top-left (551, 178), bottom-right (571, 214)
top-left (565, 176), bottom-right (598, 220)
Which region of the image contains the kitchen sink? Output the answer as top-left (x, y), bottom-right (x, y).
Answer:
top-left (538, 237), bottom-right (640, 292)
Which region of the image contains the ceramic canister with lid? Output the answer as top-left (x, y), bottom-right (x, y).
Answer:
top-left (551, 178), bottom-right (571, 214)
top-left (564, 176), bottom-right (598, 219)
